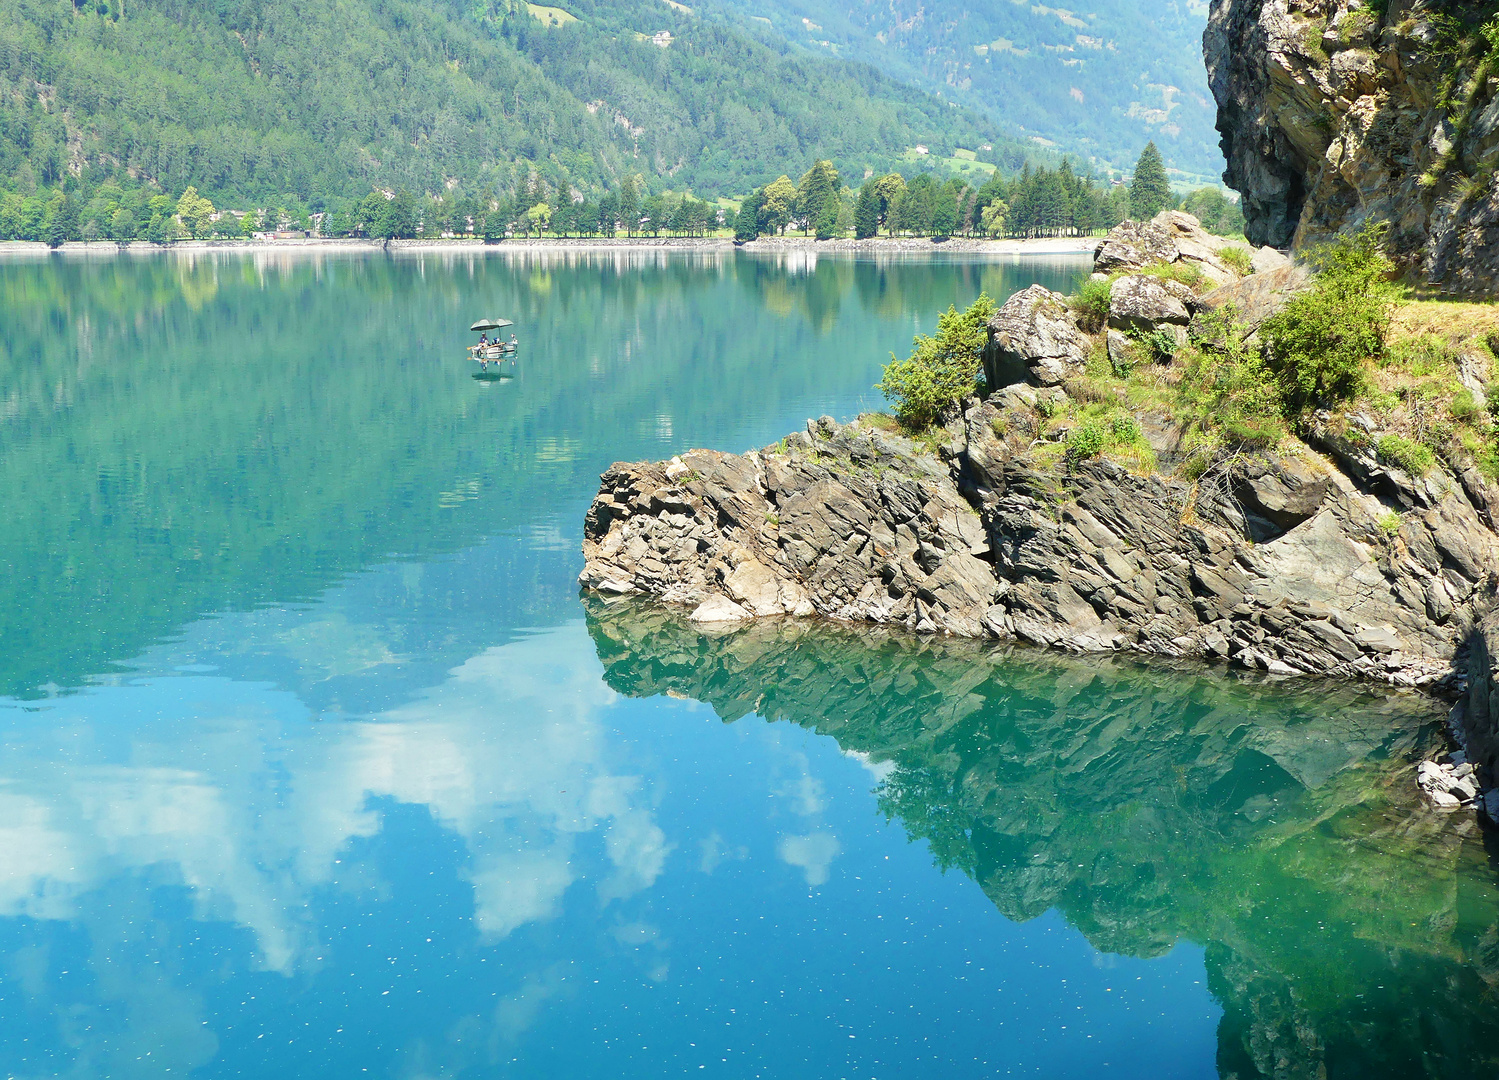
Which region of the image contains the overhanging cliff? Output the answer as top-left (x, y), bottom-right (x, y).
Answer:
top-left (1206, 0), bottom-right (1499, 293)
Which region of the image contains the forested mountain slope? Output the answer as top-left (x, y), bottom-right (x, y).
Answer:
top-left (0, 0), bottom-right (1025, 205)
top-left (708, 0), bottom-right (1222, 179)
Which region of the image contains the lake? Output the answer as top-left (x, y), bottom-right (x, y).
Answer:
top-left (1, 248), bottom-right (1496, 1079)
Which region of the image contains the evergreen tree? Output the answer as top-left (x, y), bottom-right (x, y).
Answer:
top-left (814, 197), bottom-right (840, 240)
top-left (930, 183), bottom-right (958, 239)
top-left (619, 176), bottom-right (640, 237)
top-left (734, 190), bottom-right (765, 241)
top-left (854, 181), bottom-right (880, 240)
top-left (643, 194), bottom-right (667, 236)
top-left (598, 192), bottom-right (619, 237)
top-left (1130, 142), bottom-right (1171, 221)
top-left (795, 160), bottom-right (839, 235)
top-left (45, 193), bottom-right (77, 248)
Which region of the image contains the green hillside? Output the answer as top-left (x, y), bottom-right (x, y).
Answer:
top-left (0, 0), bottom-right (1029, 209)
top-left (708, 0), bottom-right (1223, 179)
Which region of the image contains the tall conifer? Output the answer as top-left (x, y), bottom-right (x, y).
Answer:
top-left (1130, 142), bottom-right (1171, 221)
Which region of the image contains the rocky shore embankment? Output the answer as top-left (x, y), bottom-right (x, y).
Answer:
top-left (579, 211), bottom-right (1499, 808)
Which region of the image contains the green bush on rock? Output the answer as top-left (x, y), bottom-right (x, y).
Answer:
top-left (878, 294), bottom-right (997, 429)
top-left (1262, 222), bottom-right (1400, 414)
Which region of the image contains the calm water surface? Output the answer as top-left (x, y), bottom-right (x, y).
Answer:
top-left (1, 249), bottom-right (1496, 1079)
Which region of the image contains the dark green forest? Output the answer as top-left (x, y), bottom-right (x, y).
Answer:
top-left (0, 0), bottom-right (1027, 211)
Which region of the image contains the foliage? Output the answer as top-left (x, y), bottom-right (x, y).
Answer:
top-left (1175, 306), bottom-right (1287, 448)
top-left (174, 187), bottom-right (215, 240)
top-left (877, 294), bottom-right (997, 429)
top-left (1261, 222), bottom-right (1400, 414)
top-left (1178, 187), bottom-right (1246, 237)
top-left (1063, 407), bottom-right (1152, 468)
top-left (1375, 433), bottom-right (1436, 475)
top-left (1071, 277), bottom-right (1112, 333)
top-left (1219, 246), bottom-right (1253, 276)
top-left (1065, 417), bottom-right (1108, 464)
top-left (1144, 327), bottom-right (1181, 362)
top-left (853, 181), bottom-right (880, 240)
top-left (0, 0), bottom-right (1016, 212)
top-left (1129, 142), bottom-right (1172, 220)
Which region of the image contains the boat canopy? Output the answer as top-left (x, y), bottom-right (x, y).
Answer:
top-left (470, 318), bottom-right (514, 332)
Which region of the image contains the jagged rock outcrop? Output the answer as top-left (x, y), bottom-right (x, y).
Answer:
top-left (581, 223), bottom-right (1499, 690)
top-left (1205, 0), bottom-right (1499, 292)
top-left (1092, 210), bottom-right (1278, 285)
top-left (580, 398), bottom-right (1498, 686)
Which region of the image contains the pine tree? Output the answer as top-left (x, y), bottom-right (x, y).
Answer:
top-left (734, 190), bottom-right (764, 241)
top-left (598, 193), bottom-right (619, 237)
top-left (854, 181), bottom-right (880, 240)
top-left (619, 176), bottom-right (640, 237)
top-left (930, 183), bottom-right (958, 239)
top-left (795, 160), bottom-right (839, 235)
top-left (1130, 142), bottom-right (1171, 221)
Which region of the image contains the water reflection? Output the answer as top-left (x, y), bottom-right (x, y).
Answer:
top-left (584, 597), bottom-right (1499, 1080)
top-left (0, 250), bottom-right (1087, 699)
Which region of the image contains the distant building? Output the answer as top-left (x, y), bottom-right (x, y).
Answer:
top-left (913, 145), bottom-right (930, 156)
top-left (651, 30), bottom-right (673, 47)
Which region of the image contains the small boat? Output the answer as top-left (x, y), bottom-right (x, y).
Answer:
top-left (468, 317), bottom-right (518, 370)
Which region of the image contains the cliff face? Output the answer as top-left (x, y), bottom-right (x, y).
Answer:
top-left (579, 402), bottom-right (1494, 690)
top-left (1206, 0), bottom-right (1499, 293)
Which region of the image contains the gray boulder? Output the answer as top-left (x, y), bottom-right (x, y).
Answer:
top-left (1108, 275), bottom-right (1196, 333)
top-left (1094, 220), bottom-right (1177, 274)
top-left (1095, 212), bottom-right (1256, 287)
top-left (1190, 263), bottom-right (1312, 343)
top-left (982, 285), bottom-right (1090, 389)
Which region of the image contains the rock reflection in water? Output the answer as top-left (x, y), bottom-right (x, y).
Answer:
top-left (583, 596), bottom-right (1499, 1080)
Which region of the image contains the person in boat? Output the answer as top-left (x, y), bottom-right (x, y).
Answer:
top-left (478, 332), bottom-right (489, 349)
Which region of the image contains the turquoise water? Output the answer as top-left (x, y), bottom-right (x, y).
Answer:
top-left (0, 249), bottom-right (1495, 1079)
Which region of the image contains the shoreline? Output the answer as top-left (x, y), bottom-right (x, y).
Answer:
top-left (0, 235), bottom-right (1101, 258)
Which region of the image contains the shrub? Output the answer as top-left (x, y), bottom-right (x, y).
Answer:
top-left (1066, 418), bottom-right (1107, 464)
top-left (1144, 327), bottom-right (1181, 362)
top-left (1452, 388), bottom-right (1482, 423)
top-left (1066, 410), bottom-right (1152, 469)
top-left (1139, 260), bottom-right (1205, 291)
top-left (1375, 433), bottom-right (1436, 475)
top-left (1261, 221), bottom-right (1400, 414)
top-left (1176, 307), bottom-right (1287, 446)
top-left (1378, 510), bottom-right (1403, 537)
top-left (878, 294), bottom-right (997, 429)
top-left (1071, 277), bottom-right (1112, 333)
top-left (1219, 246), bottom-right (1253, 276)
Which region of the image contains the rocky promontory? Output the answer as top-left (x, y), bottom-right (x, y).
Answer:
top-left (580, 211), bottom-right (1499, 794)
top-left (1205, 0), bottom-right (1499, 293)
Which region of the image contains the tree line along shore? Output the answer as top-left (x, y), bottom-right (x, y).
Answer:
top-left (0, 144), bottom-right (1243, 249)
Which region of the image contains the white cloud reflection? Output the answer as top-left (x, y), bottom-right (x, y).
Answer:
top-left (0, 626), bottom-right (667, 972)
